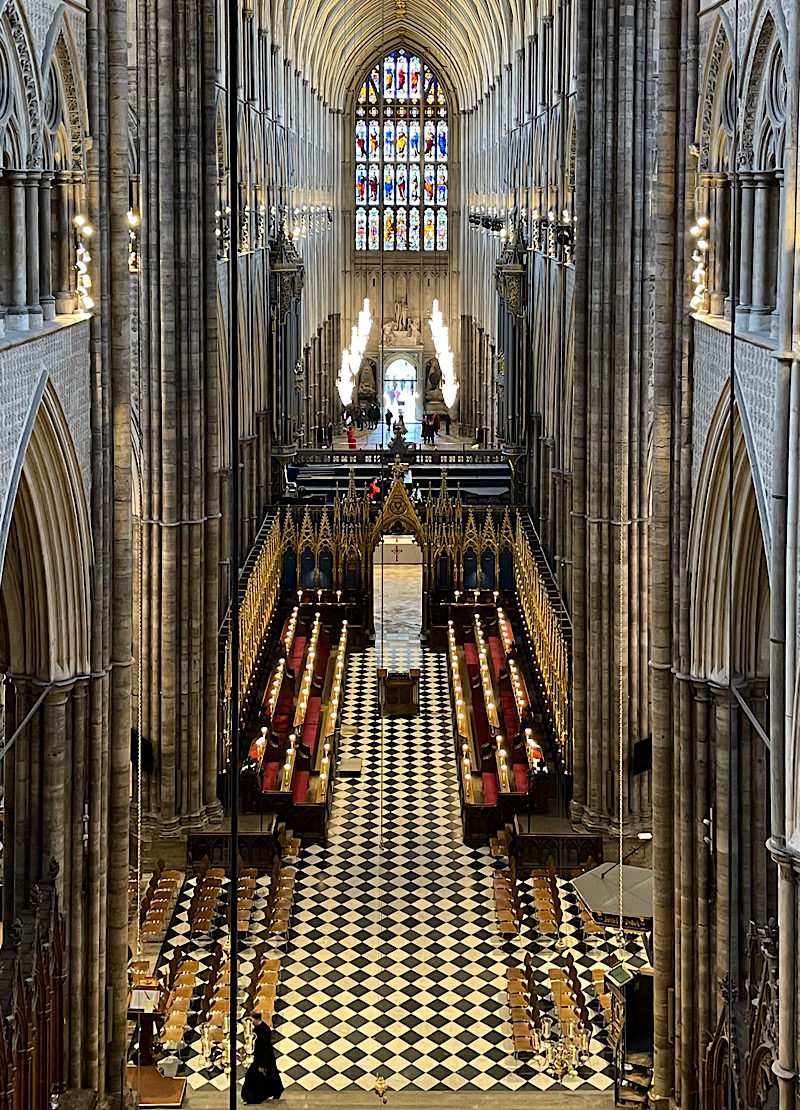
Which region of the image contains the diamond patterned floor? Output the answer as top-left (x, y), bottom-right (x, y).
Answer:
top-left (140, 639), bottom-right (647, 1096)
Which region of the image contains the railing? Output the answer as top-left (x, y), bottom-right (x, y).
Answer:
top-left (514, 517), bottom-right (572, 767)
top-left (221, 512), bottom-right (282, 752)
top-left (292, 448), bottom-right (507, 467)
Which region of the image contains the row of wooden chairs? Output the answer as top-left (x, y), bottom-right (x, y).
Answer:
top-left (531, 864), bottom-right (563, 937)
top-left (592, 967), bottom-right (613, 1024)
top-left (159, 957), bottom-right (201, 1051)
top-left (266, 856), bottom-right (297, 934)
top-left (197, 943), bottom-right (233, 1028)
top-left (505, 954), bottom-right (541, 1057)
top-left (228, 868), bottom-right (259, 934)
top-left (550, 953), bottom-right (592, 1030)
top-left (493, 858), bottom-right (521, 936)
top-left (277, 825), bottom-right (300, 860)
top-left (489, 824), bottom-right (513, 860)
top-left (580, 902), bottom-right (605, 942)
top-left (140, 866), bottom-right (181, 942)
top-left (188, 860), bottom-right (225, 933)
top-left (245, 946), bottom-right (282, 1023)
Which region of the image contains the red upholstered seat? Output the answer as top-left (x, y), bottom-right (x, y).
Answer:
top-left (482, 773), bottom-right (499, 805)
top-left (514, 764), bottom-right (529, 793)
top-left (290, 636), bottom-right (307, 673)
top-left (262, 762), bottom-right (280, 791)
top-left (464, 642), bottom-right (491, 749)
top-left (292, 771), bottom-right (310, 802)
top-left (302, 700), bottom-right (321, 752)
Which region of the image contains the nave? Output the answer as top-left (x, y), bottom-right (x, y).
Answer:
top-left (129, 624), bottom-right (649, 1104)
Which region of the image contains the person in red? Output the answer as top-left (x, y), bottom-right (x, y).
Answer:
top-left (368, 477), bottom-right (381, 502)
top-left (347, 428), bottom-right (357, 450)
top-left (433, 413), bottom-right (441, 433)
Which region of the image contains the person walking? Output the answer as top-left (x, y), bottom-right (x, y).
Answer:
top-left (385, 410), bottom-right (393, 430)
top-left (443, 411), bottom-right (452, 435)
top-left (242, 1015), bottom-right (284, 1102)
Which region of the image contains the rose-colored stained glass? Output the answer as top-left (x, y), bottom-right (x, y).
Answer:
top-left (396, 207), bottom-right (408, 250)
top-left (355, 207), bottom-right (367, 250)
top-left (368, 208), bottom-right (380, 250)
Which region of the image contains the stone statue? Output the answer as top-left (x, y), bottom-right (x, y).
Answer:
top-left (394, 298), bottom-right (408, 333)
top-left (358, 359), bottom-right (376, 398)
top-left (408, 318), bottom-right (422, 346)
top-left (425, 358), bottom-right (444, 403)
top-left (382, 321), bottom-right (396, 346)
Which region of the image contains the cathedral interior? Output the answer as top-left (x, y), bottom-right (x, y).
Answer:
top-left (0, 0), bottom-right (797, 1106)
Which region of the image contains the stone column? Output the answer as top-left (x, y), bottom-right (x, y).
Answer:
top-left (737, 173), bottom-right (756, 328)
top-left (54, 173), bottom-right (75, 313)
top-left (7, 172), bottom-right (29, 330)
top-left (24, 174), bottom-right (43, 328)
top-left (42, 686), bottom-right (69, 902)
top-left (707, 174), bottom-right (729, 316)
top-left (749, 173), bottom-right (774, 332)
top-left (38, 173), bottom-right (56, 321)
top-left (0, 179), bottom-right (10, 337)
top-left (711, 682), bottom-right (733, 1015)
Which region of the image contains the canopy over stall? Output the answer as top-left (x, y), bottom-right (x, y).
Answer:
top-left (572, 862), bottom-right (653, 932)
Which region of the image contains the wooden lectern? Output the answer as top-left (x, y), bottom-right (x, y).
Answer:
top-left (377, 669), bottom-right (420, 716)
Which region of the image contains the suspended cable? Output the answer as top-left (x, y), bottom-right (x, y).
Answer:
top-left (227, 0), bottom-right (241, 1093)
top-left (726, 0), bottom-right (741, 1101)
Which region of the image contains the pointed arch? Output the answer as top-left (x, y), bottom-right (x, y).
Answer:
top-left (0, 378), bottom-right (92, 680)
top-left (689, 394), bottom-right (770, 682)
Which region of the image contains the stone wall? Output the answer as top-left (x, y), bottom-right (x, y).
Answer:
top-left (0, 320), bottom-right (92, 510)
top-left (692, 317), bottom-right (777, 555)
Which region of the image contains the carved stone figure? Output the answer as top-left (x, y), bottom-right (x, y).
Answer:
top-left (425, 358), bottom-right (444, 403)
top-left (394, 298), bottom-right (408, 332)
top-left (358, 358), bottom-right (377, 398)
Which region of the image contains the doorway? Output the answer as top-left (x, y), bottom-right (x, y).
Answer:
top-left (383, 357), bottom-right (419, 435)
top-left (372, 535), bottom-right (422, 665)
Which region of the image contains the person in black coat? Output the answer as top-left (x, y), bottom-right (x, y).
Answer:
top-left (242, 1015), bottom-right (284, 1103)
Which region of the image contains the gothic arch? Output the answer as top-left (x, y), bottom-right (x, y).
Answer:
top-left (0, 379), bottom-right (92, 681)
top-left (368, 479), bottom-right (425, 551)
top-left (696, 20), bottom-right (733, 173)
top-left (42, 17), bottom-right (88, 173)
top-left (742, 15), bottom-right (786, 171)
top-left (0, 0), bottom-right (38, 169)
top-left (689, 394), bottom-right (770, 682)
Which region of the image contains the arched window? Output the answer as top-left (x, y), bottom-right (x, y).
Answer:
top-left (354, 50), bottom-right (448, 253)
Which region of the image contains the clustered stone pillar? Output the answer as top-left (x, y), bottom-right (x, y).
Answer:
top-left (54, 171), bottom-right (76, 313)
top-left (737, 172), bottom-right (756, 328)
top-left (25, 174), bottom-right (43, 329)
top-left (134, 0), bottom-right (223, 833)
top-left (0, 170), bottom-right (61, 331)
top-left (749, 172), bottom-right (776, 332)
top-left (706, 173), bottom-right (729, 316)
top-left (7, 172), bottom-right (29, 331)
top-left (38, 173), bottom-right (56, 322)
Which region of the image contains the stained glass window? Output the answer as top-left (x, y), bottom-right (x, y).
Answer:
top-left (355, 50), bottom-right (448, 252)
top-left (355, 208), bottom-right (367, 250)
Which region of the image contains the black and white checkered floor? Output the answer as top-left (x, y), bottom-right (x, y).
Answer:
top-left (142, 640), bottom-right (648, 1095)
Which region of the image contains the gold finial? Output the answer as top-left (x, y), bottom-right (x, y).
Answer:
top-left (374, 1076), bottom-right (389, 1104)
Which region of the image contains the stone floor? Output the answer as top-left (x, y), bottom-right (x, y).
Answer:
top-left (333, 422), bottom-right (471, 451)
top-left (372, 563), bottom-right (423, 652)
top-left (183, 1087), bottom-right (613, 1108)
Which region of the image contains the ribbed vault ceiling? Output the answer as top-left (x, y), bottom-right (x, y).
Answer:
top-left (270, 0), bottom-right (528, 110)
